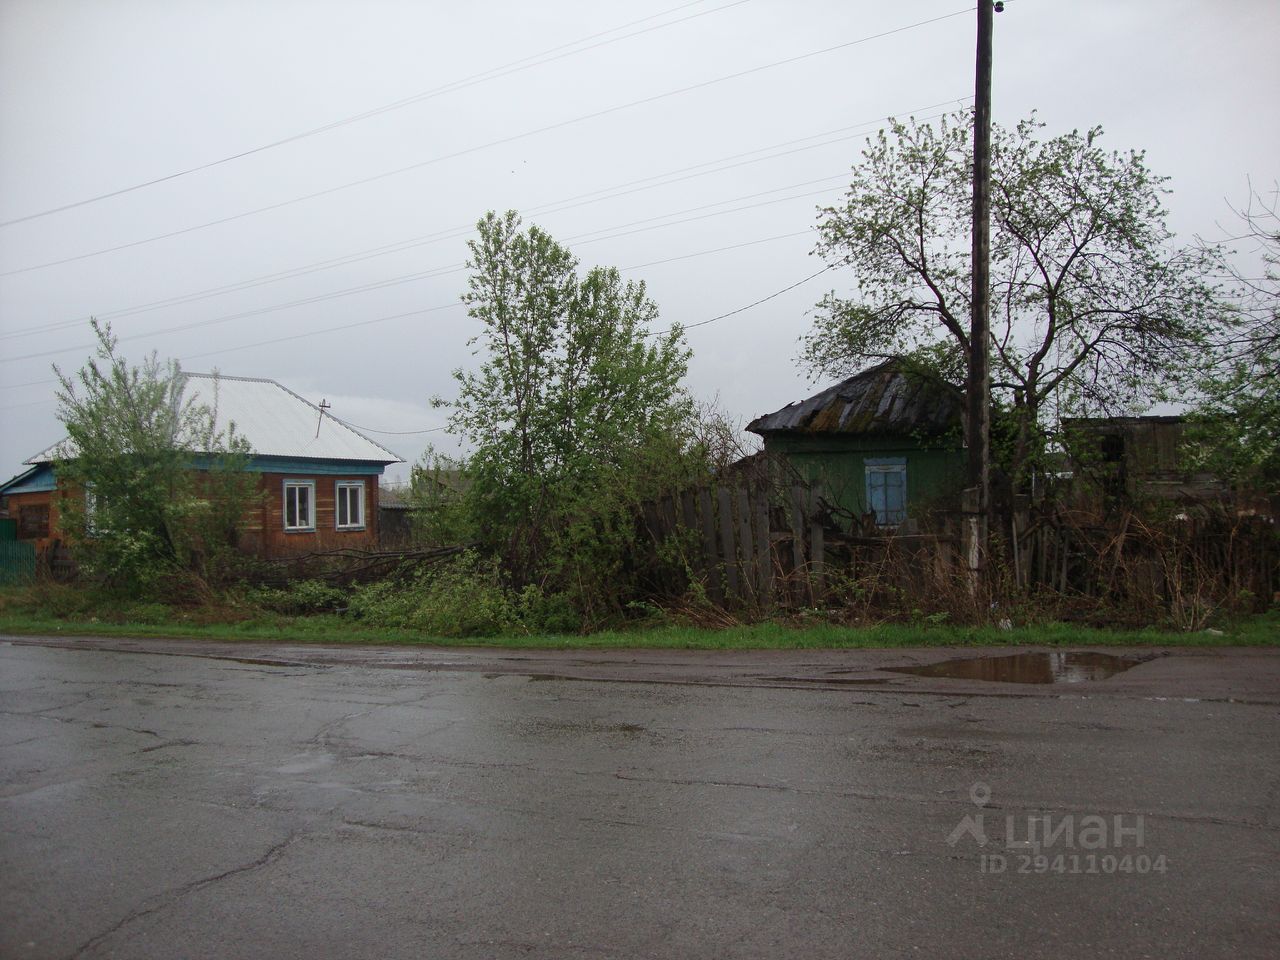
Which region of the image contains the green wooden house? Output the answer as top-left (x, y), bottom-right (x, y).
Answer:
top-left (746, 359), bottom-right (965, 530)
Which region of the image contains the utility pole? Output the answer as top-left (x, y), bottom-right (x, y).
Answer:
top-left (965, 0), bottom-right (1000, 583)
top-left (316, 399), bottom-right (331, 438)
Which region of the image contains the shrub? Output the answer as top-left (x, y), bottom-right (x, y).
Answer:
top-left (243, 579), bottom-right (348, 615)
top-left (349, 552), bottom-right (526, 637)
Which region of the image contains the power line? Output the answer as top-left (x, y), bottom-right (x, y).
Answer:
top-left (1, 98), bottom-right (968, 343)
top-left (1, 175), bottom-right (845, 363)
top-left (101, 230), bottom-right (818, 370)
top-left (0, 9), bottom-right (971, 278)
top-left (0, 235), bottom-right (837, 417)
top-left (0, 0), bottom-right (746, 228)
top-left (0, 228), bottom-right (818, 406)
top-left (329, 416), bottom-right (447, 437)
top-left (682, 263), bottom-right (838, 330)
top-left (0, 231), bottom-right (815, 395)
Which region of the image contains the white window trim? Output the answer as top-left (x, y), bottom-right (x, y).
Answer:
top-left (283, 479), bottom-right (316, 532)
top-left (335, 481), bottom-right (366, 531)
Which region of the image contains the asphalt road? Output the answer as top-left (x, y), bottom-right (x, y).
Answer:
top-left (2, 636), bottom-right (1277, 959)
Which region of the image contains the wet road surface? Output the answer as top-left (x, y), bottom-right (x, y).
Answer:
top-left (2, 635), bottom-right (1278, 959)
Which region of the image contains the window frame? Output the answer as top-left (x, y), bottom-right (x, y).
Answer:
top-left (18, 503), bottom-right (51, 540)
top-left (864, 457), bottom-right (907, 527)
top-left (334, 481), bottom-right (366, 531)
top-left (282, 479), bottom-right (316, 532)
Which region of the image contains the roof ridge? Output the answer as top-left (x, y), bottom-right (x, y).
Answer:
top-left (179, 373), bottom-right (402, 463)
top-left (179, 371), bottom-right (278, 384)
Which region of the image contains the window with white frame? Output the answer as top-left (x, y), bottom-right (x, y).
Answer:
top-left (865, 458), bottom-right (907, 527)
top-left (283, 480), bottom-right (315, 531)
top-left (335, 481), bottom-right (365, 530)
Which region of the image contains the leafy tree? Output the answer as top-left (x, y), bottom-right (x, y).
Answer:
top-left (444, 211), bottom-right (698, 621)
top-left (1187, 186), bottom-right (1280, 494)
top-left (804, 110), bottom-right (1225, 482)
top-left (404, 445), bottom-right (476, 546)
top-left (53, 320), bottom-right (253, 596)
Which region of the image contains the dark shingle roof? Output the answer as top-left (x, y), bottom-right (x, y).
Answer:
top-left (746, 359), bottom-right (962, 438)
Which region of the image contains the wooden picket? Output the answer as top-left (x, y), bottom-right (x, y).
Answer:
top-left (641, 481), bottom-right (824, 609)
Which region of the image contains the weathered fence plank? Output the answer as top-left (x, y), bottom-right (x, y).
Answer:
top-left (698, 486), bottom-right (722, 605)
top-left (735, 487), bottom-right (755, 602)
top-left (809, 484), bottom-right (825, 600)
top-left (789, 484), bottom-right (808, 603)
top-left (754, 489), bottom-right (772, 602)
top-left (717, 486), bottom-right (740, 600)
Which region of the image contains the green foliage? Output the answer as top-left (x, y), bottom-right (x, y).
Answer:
top-left (441, 211), bottom-right (707, 622)
top-left (5, 581), bottom-right (1276, 648)
top-left (52, 320), bottom-right (256, 597)
top-left (404, 445), bottom-right (477, 546)
top-left (243, 580), bottom-right (348, 615)
top-left (348, 551), bottom-right (565, 637)
top-left (1185, 188), bottom-right (1280, 495)
top-left (806, 110), bottom-right (1226, 483)
top-left (1185, 362), bottom-right (1280, 496)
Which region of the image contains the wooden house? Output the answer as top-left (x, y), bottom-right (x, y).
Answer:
top-left (746, 359), bottom-right (965, 530)
top-left (0, 373), bottom-right (403, 560)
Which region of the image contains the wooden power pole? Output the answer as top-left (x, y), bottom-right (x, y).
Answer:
top-left (966, 0), bottom-right (998, 582)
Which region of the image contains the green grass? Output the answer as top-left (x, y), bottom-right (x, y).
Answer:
top-left (1, 586), bottom-right (1276, 649)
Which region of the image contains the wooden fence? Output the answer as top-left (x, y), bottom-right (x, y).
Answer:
top-left (640, 482), bottom-right (828, 608)
top-left (641, 481), bottom-right (1278, 617)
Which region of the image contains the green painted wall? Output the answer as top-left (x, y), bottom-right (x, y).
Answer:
top-left (764, 434), bottom-right (964, 528)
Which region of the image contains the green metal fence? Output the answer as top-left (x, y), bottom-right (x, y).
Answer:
top-left (0, 540), bottom-right (36, 585)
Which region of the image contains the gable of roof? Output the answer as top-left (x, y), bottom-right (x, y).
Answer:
top-left (746, 358), bottom-right (963, 439)
top-left (27, 373), bottom-right (403, 466)
top-left (0, 464), bottom-right (56, 496)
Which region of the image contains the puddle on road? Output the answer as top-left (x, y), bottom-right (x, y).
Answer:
top-left (758, 676), bottom-right (895, 686)
top-left (885, 652), bottom-right (1147, 684)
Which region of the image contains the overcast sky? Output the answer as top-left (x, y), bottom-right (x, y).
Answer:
top-left (2, 0), bottom-right (1277, 483)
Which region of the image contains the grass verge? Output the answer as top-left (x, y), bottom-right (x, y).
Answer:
top-left (1, 586), bottom-right (1276, 649)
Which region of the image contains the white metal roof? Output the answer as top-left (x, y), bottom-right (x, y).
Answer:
top-left (28, 373), bottom-right (403, 465)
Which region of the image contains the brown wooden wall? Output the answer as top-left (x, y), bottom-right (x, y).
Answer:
top-left (243, 473), bottom-right (381, 558)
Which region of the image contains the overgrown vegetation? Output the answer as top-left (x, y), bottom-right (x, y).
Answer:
top-left (1, 583), bottom-right (1274, 649)
top-left (52, 320), bottom-right (256, 599)
top-left (1186, 185), bottom-right (1280, 496)
top-left (435, 211), bottom-right (716, 627)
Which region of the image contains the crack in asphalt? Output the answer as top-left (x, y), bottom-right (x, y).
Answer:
top-left (0, 708), bottom-right (161, 739)
top-left (68, 832), bottom-right (303, 959)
